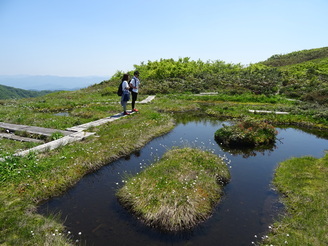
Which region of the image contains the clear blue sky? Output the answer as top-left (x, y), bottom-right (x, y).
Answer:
top-left (1, 0), bottom-right (327, 78)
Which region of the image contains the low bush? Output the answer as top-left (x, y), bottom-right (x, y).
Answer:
top-left (214, 117), bottom-right (278, 147)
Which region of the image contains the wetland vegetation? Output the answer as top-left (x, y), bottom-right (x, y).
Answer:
top-left (0, 47), bottom-right (328, 245)
top-left (214, 117), bottom-right (278, 148)
top-left (265, 154), bottom-right (328, 245)
top-left (117, 147), bottom-right (230, 232)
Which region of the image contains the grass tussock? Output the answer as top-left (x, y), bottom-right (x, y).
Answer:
top-left (261, 153), bottom-right (328, 245)
top-left (116, 147), bottom-right (230, 231)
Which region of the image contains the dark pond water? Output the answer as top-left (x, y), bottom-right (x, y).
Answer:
top-left (38, 119), bottom-right (328, 246)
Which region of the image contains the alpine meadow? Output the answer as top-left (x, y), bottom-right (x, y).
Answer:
top-left (0, 47), bottom-right (328, 246)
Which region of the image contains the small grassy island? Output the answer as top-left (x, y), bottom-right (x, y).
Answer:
top-left (214, 118), bottom-right (278, 148)
top-left (116, 147), bottom-right (230, 231)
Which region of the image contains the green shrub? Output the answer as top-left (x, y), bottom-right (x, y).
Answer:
top-left (214, 117), bottom-right (278, 147)
top-left (301, 87), bottom-right (328, 105)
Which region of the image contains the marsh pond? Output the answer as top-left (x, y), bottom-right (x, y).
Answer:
top-left (38, 117), bottom-right (328, 246)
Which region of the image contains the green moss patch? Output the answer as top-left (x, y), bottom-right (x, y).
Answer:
top-left (116, 147), bottom-right (230, 231)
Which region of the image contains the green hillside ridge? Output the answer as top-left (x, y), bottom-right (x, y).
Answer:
top-left (259, 47), bottom-right (328, 103)
top-left (260, 46), bottom-right (328, 67)
top-left (0, 84), bottom-right (55, 100)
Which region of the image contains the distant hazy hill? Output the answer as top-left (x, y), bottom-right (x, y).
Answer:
top-left (260, 47), bottom-right (328, 67)
top-left (0, 84), bottom-right (54, 100)
top-left (0, 75), bottom-right (109, 91)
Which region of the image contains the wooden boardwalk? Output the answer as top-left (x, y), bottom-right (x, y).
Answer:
top-left (248, 109), bottom-right (289, 115)
top-left (0, 122), bottom-right (73, 136)
top-left (0, 133), bottom-right (44, 143)
top-left (0, 95), bottom-right (156, 159)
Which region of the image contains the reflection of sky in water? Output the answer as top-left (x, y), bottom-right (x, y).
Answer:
top-left (276, 128), bottom-right (327, 157)
top-left (38, 120), bottom-right (328, 246)
top-left (54, 112), bottom-right (70, 116)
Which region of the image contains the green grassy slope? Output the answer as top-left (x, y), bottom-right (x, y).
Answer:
top-left (0, 84), bottom-right (55, 100)
top-left (260, 46), bottom-right (328, 67)
top-left (258, 47), bottom-right (328, 103)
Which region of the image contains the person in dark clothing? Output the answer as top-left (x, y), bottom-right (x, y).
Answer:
top-left (121, 74), bottom-right (130, 115)
top-left (129, 71), bottom-right (140, 112)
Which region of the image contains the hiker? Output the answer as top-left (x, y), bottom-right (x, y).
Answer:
top-left (129, 71), bottom-right (140, 112)
top-left (121, 74), bottom-right (131, 115)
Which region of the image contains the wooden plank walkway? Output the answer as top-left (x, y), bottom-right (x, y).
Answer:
top-left (0, 122), bottom-right (73, 136)
top-left (0, 95), bottom-right (156, 160)
top-left (0, 133), bottom-right (44, 143)
top-left (248, 110), bottom-right (289, 115)
top-left (66, 96), bottom-right (156, 132)
top-left (66, 112), bottom-right (131, 132)
top-left (139, 95), bottom-right (156, 103)
top-left (14, 131), bottom-right (95, 157)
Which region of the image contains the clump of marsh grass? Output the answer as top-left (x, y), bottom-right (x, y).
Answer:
top-left (116, 147), bottom-right (230, 231)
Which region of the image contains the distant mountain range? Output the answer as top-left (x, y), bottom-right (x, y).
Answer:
top-left (0, 75), bottom-right (109, 91)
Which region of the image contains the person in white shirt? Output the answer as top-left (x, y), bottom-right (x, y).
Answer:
top-left (129, 71), bottom-right (141, 112)
top-left (121, 74), bottom-right (131, 115)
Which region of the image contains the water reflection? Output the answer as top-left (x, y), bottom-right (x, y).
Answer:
top-left (38, 118), bottom-right (328, 246)
top-left (54, 112), bottom-right (70, 116)
top-left (217, 142), bottom-right (277, 158)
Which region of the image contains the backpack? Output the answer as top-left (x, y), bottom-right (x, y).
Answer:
top-left (117, 81), bottom-right (123, 96)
